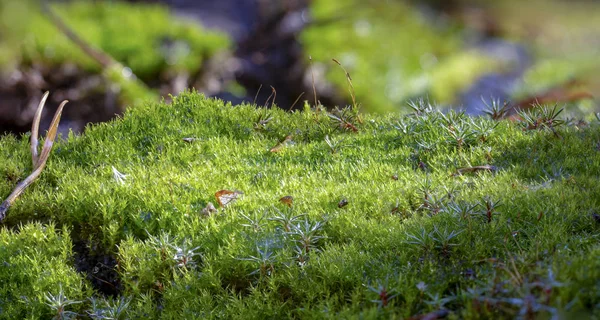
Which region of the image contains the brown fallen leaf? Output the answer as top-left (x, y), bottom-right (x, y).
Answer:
top-left (215, 190), bottom-right (243, 207)
top-left (452, 165), bottom-right (497, 176)
top-left (279, 195), bottom-right (293, 207)
top-left (269, 134), bottom-right (293, 153)
top-left (537, 211), bottom-right (544, 222)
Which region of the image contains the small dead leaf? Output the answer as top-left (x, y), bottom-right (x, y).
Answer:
top-left (338, 198), bottom-right (348, 208)
top-left (390, 199), bottom-right (400, 215)
top-left (269, 135), bottom-right (293, 153)
top-left (201, 202), bottom-right (217, 216)
top-left (279, 195), bottom-right (293, 207)
top-left (215, 190), bottom-right (243, 207)
top-left (391, 174), bottom-right (398, 181)
top-left (155, 280), bottom-right (164, 292)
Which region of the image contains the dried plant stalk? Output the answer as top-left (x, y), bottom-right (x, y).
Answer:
top-left (0, 92), bottom-right (67, 222)
top-left (31, 91), bottom-right (49, 166)
top-left (332, 58), bottom-right (357, 109)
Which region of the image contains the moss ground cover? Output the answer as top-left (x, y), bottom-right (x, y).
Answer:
top-left (1, 92), bottom-right (600, 318)
top-left (0, 0), bottom-right (230, 109)
top-left (301, 0), bottom-right (500, 113)
top-left (1, 1), bottom-right (229, 79)
top-left (302, 0), bottom-right (600, 115)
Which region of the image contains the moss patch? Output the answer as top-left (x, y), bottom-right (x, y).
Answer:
top-left (1, 92), bottom-right (599, 318)
top-left (1, 0), bottom-right (229, 80)
top-left (302, 0), bottom-right (500, 113)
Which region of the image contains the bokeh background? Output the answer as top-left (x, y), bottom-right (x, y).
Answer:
top-left (1, 0), bottom-right (599, 135)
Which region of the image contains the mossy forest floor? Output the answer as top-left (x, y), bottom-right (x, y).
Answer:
top-left (1, 92), bottom-right (599, 318)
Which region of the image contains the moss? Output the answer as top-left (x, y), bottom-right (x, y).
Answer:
top-left (0, 223), bottom-right (89, 319)
top-left (0, 0), bottom-right (229, 109)
top-left (302, 0), bottom-right (499, 113)
top-left (1, 91), bottom-right (599, 318)
top-left (487, 0), bottom-right (600, 115)
top-left (1, 0), bottom-right (229, 80)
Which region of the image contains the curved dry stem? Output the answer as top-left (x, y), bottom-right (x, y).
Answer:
top-left (0, 159), bottom-right (49, 221)
top-left (36, 100), bottom-right (67, 168)
top-left (31, 91), bottom-right (50, 167)
top-left (0, 95), bottom-right (68, 222)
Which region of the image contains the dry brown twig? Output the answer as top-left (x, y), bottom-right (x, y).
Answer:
top-left (42, 1), bottom-right (113, 68)
top-left (0, 92), bottom-right (67, 222)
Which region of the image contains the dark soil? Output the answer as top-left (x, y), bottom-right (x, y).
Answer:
top-left (72, 239), bottom-right (123, 296)
top-left (0, 63), bottom-right (121, 137)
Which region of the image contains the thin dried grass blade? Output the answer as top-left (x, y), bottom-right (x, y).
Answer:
top-left (36, 100), bottom-right (67, 168)
top-left (332, 58), bottom-right (356, 108)
top-left (309, 56), bottom-right (318, 109)
top-left (270, 86), bottom-right (277, 108)
top-left (1, 96), bottom-right (67, 222)
top-left (31, 91), bottom-right (50, 166)
top-left (254, 84), bottom-right (263, 105)
top-left (288, 92), bottom-right (304, 111)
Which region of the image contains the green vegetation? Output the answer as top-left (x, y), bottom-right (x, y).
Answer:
top-left (0, 0), bottom-right (229, 78)
top-left (0, 223), bottom-right (90, 318)
top-left (494, 0), bottom-right (600, 109)
top-left (1, 91), bottom-right (599, 318)
top-left (0, 0), bottom-right (230, 107)
top-left (302, 0), bottom-right (600, 115)
top-left (302, 0), bottom-right (500, 112)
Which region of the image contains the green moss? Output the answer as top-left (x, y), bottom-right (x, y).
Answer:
top-left (1, 92), bottom-right (599, 318)
top-left (0, 0), bottom-right (229, 109)
top-left (1, 0), bottom-right (229, 80)
top-left (302, 0), bottom-right (499, 113)
top-left (490, 0), bottom-right (600, 115)
top-left (0, 223), bottom-right (89, 319)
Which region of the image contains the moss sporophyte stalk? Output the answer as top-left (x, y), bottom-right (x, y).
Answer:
top-left (0, 92), bottom-right (599, 318)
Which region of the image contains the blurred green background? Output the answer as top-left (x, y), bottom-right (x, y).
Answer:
top-left (0, 0), bottom-right (599, 134)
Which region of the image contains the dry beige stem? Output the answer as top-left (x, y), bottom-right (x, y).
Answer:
top-left (0, 92), bottom-right (67, 222)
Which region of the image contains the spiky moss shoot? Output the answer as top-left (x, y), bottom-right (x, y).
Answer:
top-left (0, 91), bottom-right (599, 318)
